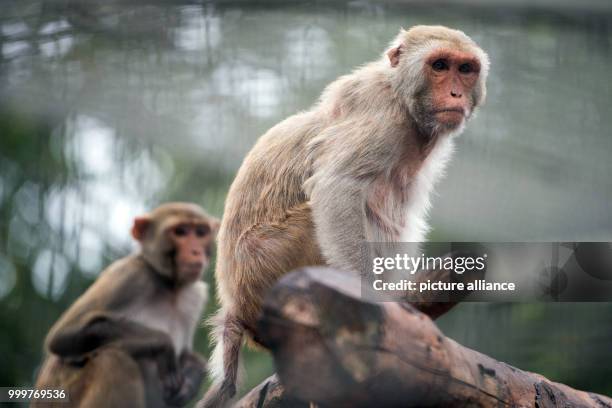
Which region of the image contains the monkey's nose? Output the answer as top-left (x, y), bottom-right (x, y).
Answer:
top-left (450, 90), bottom-right (462, 98)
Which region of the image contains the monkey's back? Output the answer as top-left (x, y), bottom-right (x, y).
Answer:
top-left (215, 110), bottom-right (327, 324)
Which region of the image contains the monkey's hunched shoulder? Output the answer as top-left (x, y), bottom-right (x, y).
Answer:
top-left (95, 255), bottom-right (159, 308)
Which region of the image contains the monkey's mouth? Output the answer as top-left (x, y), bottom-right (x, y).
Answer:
top-left (434, 108), bottom-right (466, 126)
top-left (179, 262), bottom-right (205, 279)
top-left (435, 107), bottom-right (466, 116)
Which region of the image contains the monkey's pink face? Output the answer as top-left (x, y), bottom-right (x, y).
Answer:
top-left (425, 49), bottom-right (481, 130)
top-left (169, 222), bottom-right (214, 283)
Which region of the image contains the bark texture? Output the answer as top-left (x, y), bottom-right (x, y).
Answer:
top-left (241, 267), bottom-right (612, 408)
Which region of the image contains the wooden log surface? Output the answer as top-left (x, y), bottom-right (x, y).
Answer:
top-left (243, 267), bottom-right (612, 408)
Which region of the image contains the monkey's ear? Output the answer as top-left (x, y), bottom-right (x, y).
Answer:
top-left (387, 45), bottom-right (402, 68)
top-left (131, 216), bottom-right (151, 242)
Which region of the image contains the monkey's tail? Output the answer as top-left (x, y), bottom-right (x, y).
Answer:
top-left (199, 310), bottom-right (244, 408)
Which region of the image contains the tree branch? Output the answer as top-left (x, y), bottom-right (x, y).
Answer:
top-left (242, 267), bottom-right (612, 407)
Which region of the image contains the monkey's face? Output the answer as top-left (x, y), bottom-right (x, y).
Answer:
top-left (389, 29), bottom-right (489, 137)
top-left (423, 49), bottom-right (481, 131)
top-left (167, 221), bottom-right (214, 284)
top-left (406, 47), bottom-right (487, 137)
top-left (132, 204), bottom-right (219, 285)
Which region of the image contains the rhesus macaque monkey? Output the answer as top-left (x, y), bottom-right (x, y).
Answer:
top-left (199, 25), bottom-right (489, 407)
top-left (33, 203), bottom-right (219, 408)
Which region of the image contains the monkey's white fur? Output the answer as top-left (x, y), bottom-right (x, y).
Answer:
top-left (124, 281), bottom-right (208, 355)
top-left (400, 135), bottom-right (456, 242)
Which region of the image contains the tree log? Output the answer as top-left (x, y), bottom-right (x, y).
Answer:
top-left (235, 251), bottom-right (485, 407)
top-left (248, 267), bottom-right (612, 408)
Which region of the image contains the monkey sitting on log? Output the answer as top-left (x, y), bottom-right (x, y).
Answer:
top-left (33, 202), bottom-right (219, 408)
top-left (199, 25), bottom-right (489, 407)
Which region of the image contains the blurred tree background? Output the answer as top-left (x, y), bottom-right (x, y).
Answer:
top-left (1, 0), bottom-right (611, 403)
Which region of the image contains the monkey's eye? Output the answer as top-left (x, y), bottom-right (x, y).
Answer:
top-left (173, 225), bottom-right (188, 237)
top-left (195, 224), bottom-right (210, 238)
top-left (431, 59), bottom-right (449, 71)
top-left (458, 63), bottom-right (473, 74)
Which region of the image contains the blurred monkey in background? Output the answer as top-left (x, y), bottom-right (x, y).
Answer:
top-left (34, 202), bottom-right (219, 408)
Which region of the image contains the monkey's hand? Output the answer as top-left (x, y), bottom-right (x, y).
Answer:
top-left (165, 351), bottom-right (206, 407)
top-left (157, 351), bottom-right (184, 404)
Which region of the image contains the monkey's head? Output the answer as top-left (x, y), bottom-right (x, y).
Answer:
top-left (131, 202), bottom-right (219, 285)
top-left (386, 25), bottom-right (489, 137)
